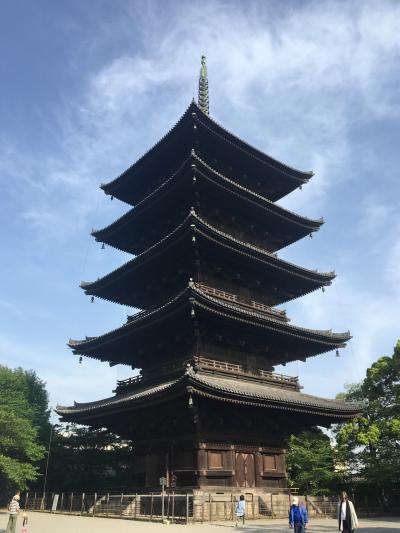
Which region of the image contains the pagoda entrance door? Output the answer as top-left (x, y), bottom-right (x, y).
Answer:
top-left (235, 452), bottom-right (255, 487)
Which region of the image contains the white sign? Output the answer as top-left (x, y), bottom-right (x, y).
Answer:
top-left (52, 494), bottom-right (59, 512)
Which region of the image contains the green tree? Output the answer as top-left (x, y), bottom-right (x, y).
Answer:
top-left (41, 424), bottom-right (134, 492)
top-left (286, 427), bottom-right (338, 495)
top-left (0, 366), bottom-right (48, 501)
top-left (335, 341), bottom-right (400, 505)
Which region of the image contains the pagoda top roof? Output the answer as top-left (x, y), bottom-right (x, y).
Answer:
top-left (93, 152), bottom-right (322, 255)
top-left (69, 282), bottom-right (350, 366)
top-left (56, 366), bottom-right (364, 422)
top-left (100, 101), bottom-right (313, 204)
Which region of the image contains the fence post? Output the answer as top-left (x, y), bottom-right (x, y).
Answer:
top-left (70, 492), bottom-right (73, 513)
top-left (134, 493), bottom-right (138, 519)
top-left (93, 493), bottom-right (97, 516)
top-left (186, 493), bottom-right (189, 524)
top-left (25, 492), bottom-right (29, 510)
top-left (150, 493), bottom-right (154, 521)
top-left (171, 491), bottom-right (175, 524)
top-left (120, 493), bottom-right (124, 517)
top-left (166, 492), bottom-right (170, 520)
top-left (81, 493), bottom-right (85, 515)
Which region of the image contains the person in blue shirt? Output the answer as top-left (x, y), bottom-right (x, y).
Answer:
top-left (288, 497), bottom-right (308, 533)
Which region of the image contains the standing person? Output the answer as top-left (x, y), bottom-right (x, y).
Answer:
top-left (289, 496), bottom-right (308, 532)
top-left (235, 494), bottom-right (246, 527)
top-left (21, 513), bottom-right (28, 533)
top-left (337, 491), bottom-right (358, 532)
top-left (6, 492), bottom-right (20, 533)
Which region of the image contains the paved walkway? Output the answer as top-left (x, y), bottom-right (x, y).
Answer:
top-left (1, 512), bottom-right (399, 533)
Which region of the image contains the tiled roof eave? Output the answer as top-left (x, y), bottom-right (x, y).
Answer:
top-left (101, 102), bottom-right (194, 194)
top-left (68, 281), bottom-right (349, 360)
top-left (82, 215), bottom-right (193, 293)
top-left (192, 102), bottom-right (313, 181)
top-left (56, 376), bottom-right (185, 416)
top-left (56, 370), bottom-right (364, 419)
top-left (68, 286), bottom-right (192, 352)
top-left (101, 100), bottom-right (313, 198)
top-left (189, 372), bottom-right (364, 415)
top-left (94, 153), bottom-right (321, 243)
top-left (191, 285), bottom-right (350, 345)
top-left (93, 154), bottom-right (193, 238)
top-left (191, 385), bottom-right (363, 418)
top-left (192, 154), bottom-right (322, 229)
top-left (193, 214), bottom-right (335, 282)
top-left (84, 213), bottom-right (334, 300)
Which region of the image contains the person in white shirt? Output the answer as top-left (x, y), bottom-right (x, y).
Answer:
top-left (235, 494), bottom-right (246, 527)
top-left (337, 491), bottom-right (358, 532)
top-left (6, 492), bottom-right (20, 533)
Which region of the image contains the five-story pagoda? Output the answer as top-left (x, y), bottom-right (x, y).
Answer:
top-left (57, 57), bottom-right (363, 490)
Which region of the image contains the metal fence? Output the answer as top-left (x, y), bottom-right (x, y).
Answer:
top-left (24, 492), bottom-right (192, 523)
top-left (23, 491), bottom-right (400, 522)
top-left (24, 491), bottom-right (342, 523)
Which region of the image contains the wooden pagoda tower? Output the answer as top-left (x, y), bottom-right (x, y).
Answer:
top-left (57, 58), bottom-right (363, 491)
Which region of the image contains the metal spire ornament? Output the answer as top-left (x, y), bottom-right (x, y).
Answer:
top-left (198, 55), bottom-right (209, 115)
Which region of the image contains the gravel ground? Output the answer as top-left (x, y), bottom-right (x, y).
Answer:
top-left (1, 512), bottom-right (400, 533)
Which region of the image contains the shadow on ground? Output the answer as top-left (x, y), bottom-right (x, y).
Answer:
top-left (211, 521), bottom-right (400, 533)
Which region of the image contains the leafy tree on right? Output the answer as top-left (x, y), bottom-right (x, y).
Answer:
top-left (335, 340), bottom-right (400, 507)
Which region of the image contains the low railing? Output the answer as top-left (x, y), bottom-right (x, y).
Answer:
top-left (115, 374), bottom-right (142, 391)
top-left (197, 283), bottom-right (287, 320)
top-left (195, 356), bottom-right (299, 389)
top-left (115, 355), bottom-right (299, 393)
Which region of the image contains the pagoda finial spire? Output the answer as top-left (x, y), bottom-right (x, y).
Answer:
top-left (198, 55), bottom-right (209, 115)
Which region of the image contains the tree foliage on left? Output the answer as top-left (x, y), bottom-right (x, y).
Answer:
top-left (0, 366), bottom-right (50, 501)
top-left (40, 424), bottom-right (134, 492)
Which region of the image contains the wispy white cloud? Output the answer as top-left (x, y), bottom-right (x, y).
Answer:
top-left (0, 332), bottom-right (132, 410)
top-left (2, 0), bottom-right (399, 238)
top-left (278, 274), bottom-right (400, 396)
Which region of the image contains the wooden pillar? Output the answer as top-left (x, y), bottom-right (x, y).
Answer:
top-left (230, 446), bottom-right (236, 487)
top-left (255, 451), bottom-right (262, 487)
top-left (197, 443), bottom-right (207, 487)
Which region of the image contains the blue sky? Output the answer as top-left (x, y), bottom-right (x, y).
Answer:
top-left (1, 0), bottom-right (400, 412)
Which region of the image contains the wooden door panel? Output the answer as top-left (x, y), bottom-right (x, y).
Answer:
top-left (245, 453), bottom-right (255, 487)
top-left (235, 452), bottom-right (246, 487)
